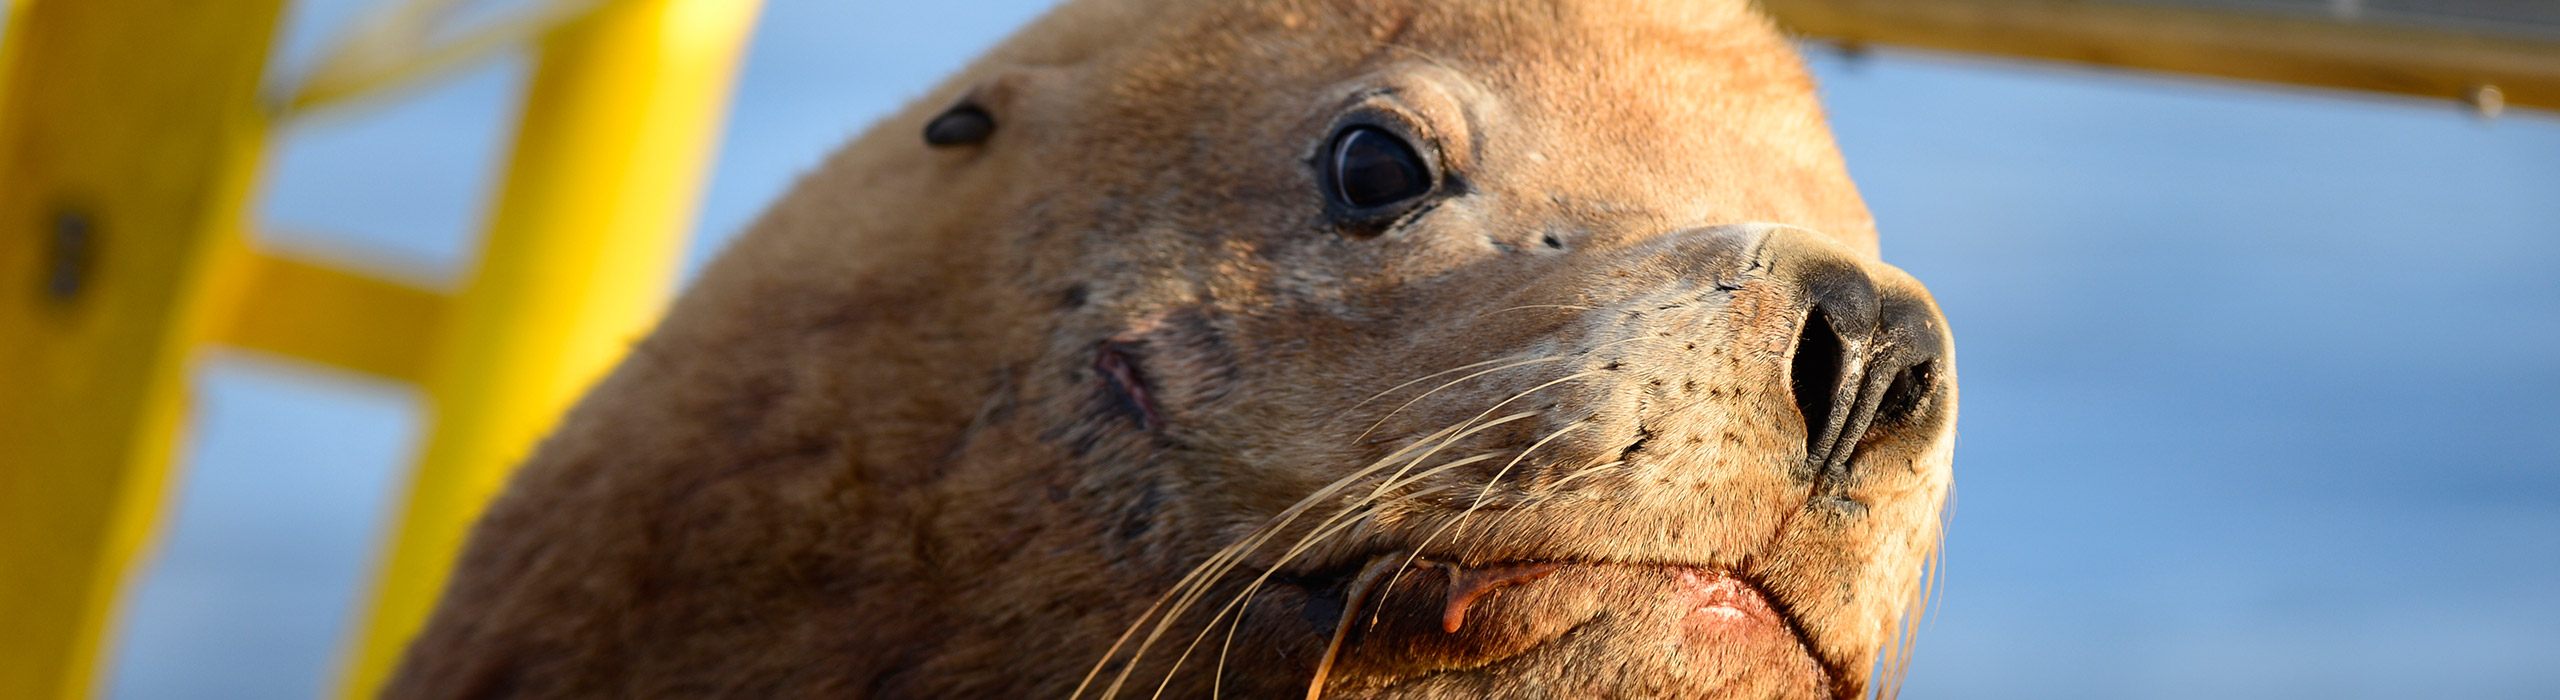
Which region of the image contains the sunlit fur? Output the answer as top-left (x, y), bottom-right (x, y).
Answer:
top-left (383, 0), bottom-right (1955, 698)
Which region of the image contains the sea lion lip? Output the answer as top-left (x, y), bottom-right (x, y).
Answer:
top-left (1460, 559), bottom-right (1829, 671)
top-left (1289, 553), bottom-right (1844, 696)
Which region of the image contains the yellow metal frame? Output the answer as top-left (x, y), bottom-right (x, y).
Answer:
top-left (0, 0), bottom-right (760, 698)
top-left (1766, 0), bottom-right (2560, 112)
top-left (339, 1), bottom-right (761, 695)
top-left (0, 4), bottom-right (288, 699)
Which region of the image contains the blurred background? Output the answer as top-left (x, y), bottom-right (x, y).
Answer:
top-left (26, 0), bottom-right (2555, 698)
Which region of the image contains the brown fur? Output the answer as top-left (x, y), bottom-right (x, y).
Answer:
top-left (383, 0), bottom-right (1955, 698)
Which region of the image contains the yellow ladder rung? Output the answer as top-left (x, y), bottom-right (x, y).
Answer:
top-left (214, 251), bottom-right (449, 383)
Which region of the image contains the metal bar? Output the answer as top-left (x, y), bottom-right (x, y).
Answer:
top-left (0, 0), bottom-right (287, 697)
top-left (212, 252), bottom-right (450, 382)
top-left (1765, 0), bottom-right (2560, 112)
top-left (334, 0), bottom-right (762, 696)
top-left (281, 0), bottom-right (607, 117)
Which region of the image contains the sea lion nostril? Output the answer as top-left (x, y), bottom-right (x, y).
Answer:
top-left (1796, 257), bottom-right (1880, 340)
top-left (1768, 248), bottom-right (1957, 492)
top-left (1784, 258), bottom-right (1880, 478)
top-left (1876, 360), bottom-right (1938, 426)
top-left (1789, 308), bottom-right (1844, 461)
top-left (1861, 292), bottom-right (1951, 438)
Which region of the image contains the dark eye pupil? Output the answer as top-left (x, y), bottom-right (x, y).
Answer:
top-left (1332, 127), bottom-right (1429, 209)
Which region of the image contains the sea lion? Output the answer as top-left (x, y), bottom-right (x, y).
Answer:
top-left (383, 0), bottom-right (1956, 698)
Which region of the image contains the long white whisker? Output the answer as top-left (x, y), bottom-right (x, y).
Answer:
top-left (1091, 415), bottom-right (1531, 700)
top-left (1213, 482), bottom-right (1455, 699)
top-left (1162, 506), bottom-right (1377, 700)
top-left (1353, 336), bottom-right (1655, 444)
top-left (1348, 355), bottom-right (1532, 412)
top-left (1378, 423), bottom-right (1589, 594)
top-left (1072, 422), bottom-right (1471, 700)
top-left (1354, 357), bottom-right (1568, 443)
top-left (1082, 336), bottom-right (1630, 699)
top-left (1161, 456), bottom-right (1492, 699)
top-left (1460, 460), bottom-right (1626, 563)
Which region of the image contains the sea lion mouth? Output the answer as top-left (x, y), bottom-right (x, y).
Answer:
top-left (1287, 555), bottom-right (1843, 698)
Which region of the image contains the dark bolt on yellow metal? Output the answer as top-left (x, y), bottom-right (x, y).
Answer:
top-left (45, 208), bottom-right (93, 303)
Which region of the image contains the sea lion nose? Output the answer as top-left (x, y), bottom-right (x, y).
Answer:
top-left (1770, 245), bottom-right (1950, 491)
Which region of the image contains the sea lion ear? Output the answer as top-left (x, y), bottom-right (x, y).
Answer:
top-left (921, 68), bottom-right (1064, 148)
top-left (923, 102), bottom-right (995, 146)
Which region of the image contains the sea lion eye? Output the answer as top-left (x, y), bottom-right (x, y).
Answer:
top-left (1328, 126), bottom-right (1432, 210)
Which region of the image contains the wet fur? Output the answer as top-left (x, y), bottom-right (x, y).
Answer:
top-left (384, 0), bottom-right (1954, 698)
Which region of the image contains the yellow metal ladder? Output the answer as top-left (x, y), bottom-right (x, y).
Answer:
top-left (0, 0), bottom-right (763, 698)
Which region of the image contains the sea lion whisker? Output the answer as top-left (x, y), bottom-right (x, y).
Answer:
top-left (1878, 490), bottom-right (1950, 699)
top-left (1159, 468), bottom-right (1475, 700)
top-left (1183, 474), bottom-right (1462, 698)
top-left (1157, 505), bottom-right (1381, 700)
top-left (1209, 483), bottom-right (1456, 700)
top-left (1347, 412), bottom-right (1538, 511)
top-left (1876, 544), bottom-right (1938, 699)
top-left (1075, 420), bottom-right (1480, 700)
top-left (1352, 356), bottom-right (1570, 443)
top-left (1158, 450), bottom-right (1501, 695)
top-left (1307, 553), bottom-right (1407, 700)
top-left (1351, 367), bottom-right (1610, 580)
top-left (1094, 511), bottom-right (1343, 700)
top-left (1546, 459), bottom-right (1627, 489)
top-left (1348, 355), bottom-right (1539, 412)
top-left (1161, 448), bottom-right (1506, 671)
top-left (1335, 371), bottom-right (1622, 631)
top-left (1452, 422), bottom-right (1588, 540)
top-left (1100, 368), bottom-right (1602, 698)
top-left (1489, 303), bottom-right (1598, 314)
top-left (1398, 367), bottom-right (1607, 468)
top-left (1090, 419), bottom-right (1520, 700)
top-left (1458, 460), bottom-right (1628, 563)
top-left (1158, 448), bottom-right (1511, 700)
top-left (1377, 422), bottom-right (1589, 595)
top-left (1351, 336), bottom-right (1654, 444)
top-left (1080, 513), bottom-right (1310, 700)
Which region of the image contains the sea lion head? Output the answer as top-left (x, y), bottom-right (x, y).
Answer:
top-left (389, 0), bottom-right (1955, 698)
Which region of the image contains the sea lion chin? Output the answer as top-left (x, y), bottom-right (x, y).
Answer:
top-left (381, 0), bottom-right (1956, 698)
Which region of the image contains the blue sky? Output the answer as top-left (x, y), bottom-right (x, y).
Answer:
top-left (87, 1), bottom-right (2560, 698)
